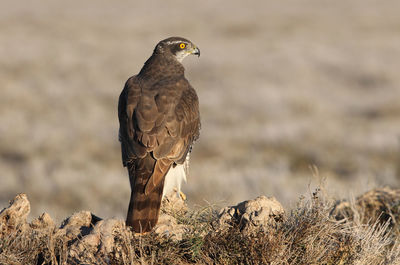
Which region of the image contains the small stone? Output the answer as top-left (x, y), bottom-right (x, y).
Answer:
top-left (154, 214), bottom-right (187, 241)
top-left (217, 195), bottom-right (285, 233)
top-left (161, 191), bottom-right (188, 215)
top-left (60, 211), bottom-right (93, 229)
top-left (68, 218), bottom-right (125, 258)
top-left (0, 193), bottom-right (30, 234)
top-left (31, 212), bottom-right (55, 230)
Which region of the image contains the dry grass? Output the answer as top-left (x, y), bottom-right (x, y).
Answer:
top-left (1, 187), bottom-right (399, 264)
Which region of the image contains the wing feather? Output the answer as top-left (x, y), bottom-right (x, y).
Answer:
top-left (119, 74), bottom-right (200, 232)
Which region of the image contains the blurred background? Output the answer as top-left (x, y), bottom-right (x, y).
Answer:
top-left (1, 0), bottom-right (399, 222)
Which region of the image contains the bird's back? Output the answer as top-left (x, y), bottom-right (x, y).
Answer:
top-left (119, 37), bottom-right (201, 233)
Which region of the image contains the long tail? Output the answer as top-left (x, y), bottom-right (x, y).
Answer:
top-left (126, 154), bottom-right (171, 233)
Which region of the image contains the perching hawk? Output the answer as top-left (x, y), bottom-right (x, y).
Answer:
top-left (118, 37), bottom-right (201, 233)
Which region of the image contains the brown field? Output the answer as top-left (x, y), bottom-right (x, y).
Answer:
top-left (1, 0), bottom-right (399, 224)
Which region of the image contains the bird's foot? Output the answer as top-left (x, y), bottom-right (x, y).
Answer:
top-left (134, 231), bottom-right (150, 236)
top-left (172, 188), bottom-right (187, 201)
top-left (179, 191), bottom-right (187, 201)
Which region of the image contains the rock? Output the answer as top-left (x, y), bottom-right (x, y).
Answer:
top-left (56, 211), bottom-right (102, 240)
top-left (60, 211), bottom-right (93, 228)
top-left (68, 232), bottom-right (100, 261)
top-left (217, 195), bottom-right (285, 233)
top-left (31, 212), bottom-right (55, 230)
top-left (154, 214), bottom-right (187, 241)
top-left (0, 193), bottom-right (30, 234)
top-left (95, 219), bottom-right (125, 254)
top-left (161, 191), bottom-right (188, 215)
top-left (150, 191), bottom-right (189, 240)
top-left (68, 219), bottom-right (126, 261)
top-left (56, 211), bottom-right (92, 240)
top-left (330, 200), bottom-right (351, 220)
top-left (331, 187), bottom-right (400, 226)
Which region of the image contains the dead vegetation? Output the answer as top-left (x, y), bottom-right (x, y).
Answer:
top-left (1, 187), bottom-right (399, 264)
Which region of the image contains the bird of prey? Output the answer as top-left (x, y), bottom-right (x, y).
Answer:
top-left (118, 37), bottom-right (201, 233)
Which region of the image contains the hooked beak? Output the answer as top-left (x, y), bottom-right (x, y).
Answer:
top-left (191, 46), bottom-right (200, 57)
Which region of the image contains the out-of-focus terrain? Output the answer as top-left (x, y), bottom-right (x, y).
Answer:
top-left (1, 0), bottom-right (399, 221)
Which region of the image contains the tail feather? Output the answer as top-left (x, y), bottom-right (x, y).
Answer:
top-left (126, 154), bottom-right (171, 233)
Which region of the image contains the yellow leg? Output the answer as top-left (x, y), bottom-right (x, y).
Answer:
top-left (179, 191), bottom-right (187, 201)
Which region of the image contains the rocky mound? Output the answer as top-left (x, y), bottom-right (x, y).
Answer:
top-left (1, 188), bottom-right (399, 264)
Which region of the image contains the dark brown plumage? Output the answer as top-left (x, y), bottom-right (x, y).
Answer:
top-left (118, 37), bottom-right (201, 233)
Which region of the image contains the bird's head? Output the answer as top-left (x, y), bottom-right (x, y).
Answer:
top-left (154, 37), bottom-right (200, 62)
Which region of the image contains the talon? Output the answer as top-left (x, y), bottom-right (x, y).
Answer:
top-left (179, 191), bottom-right (187, 201)
top-left (135, 231), bottom-right (150, 236)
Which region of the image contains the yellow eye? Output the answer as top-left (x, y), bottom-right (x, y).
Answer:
top-left (179, 43), bottom-right (186, 49)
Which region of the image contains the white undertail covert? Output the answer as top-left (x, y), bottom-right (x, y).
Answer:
top-left (162, 154), bottom-right (190, 198)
